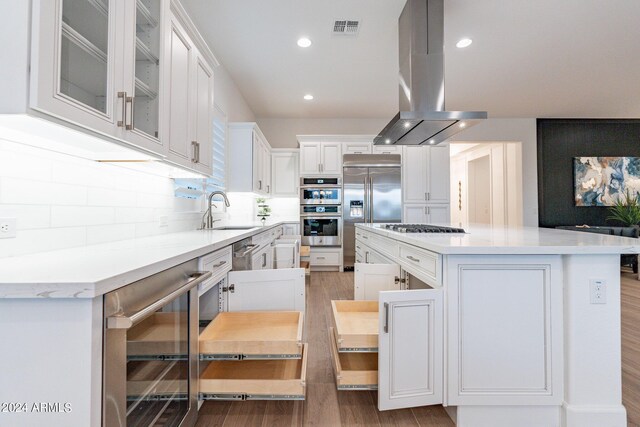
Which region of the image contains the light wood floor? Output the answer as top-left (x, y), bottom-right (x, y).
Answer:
top-left (622, 271), bottom-right (640, 427)
top-left (196, 270), bottom-right (640, 426)
top-left (196, 271), bottom-right (454, 426)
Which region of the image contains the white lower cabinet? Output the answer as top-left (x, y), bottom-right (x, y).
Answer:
top-left (328, 261), bottom-right (444, 411)
top-left (195, 241), bottom-right (307, 402)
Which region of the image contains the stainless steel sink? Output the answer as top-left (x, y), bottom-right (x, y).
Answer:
top-left (211, 226), bottom-right (257, 230)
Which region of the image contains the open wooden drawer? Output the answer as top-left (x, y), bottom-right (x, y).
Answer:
top-left (199, 311), bottom-right (304, 359)
top-left (331, 300), bottom-right (379, 352)
top-left (329, 328), bottom-right (378, 390)
top-left (127, 360), bottom-right (188, 399)
top-left (199, 343), bottom-right (308, 400)
top-left (127, 312), bottom-right (188, 358)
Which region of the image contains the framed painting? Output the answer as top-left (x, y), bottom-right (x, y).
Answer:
top-left (574, 157), bottom-right (640, 206)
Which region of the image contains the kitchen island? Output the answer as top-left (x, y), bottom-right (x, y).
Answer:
top-left (354, 223), bottom-right (640, 427)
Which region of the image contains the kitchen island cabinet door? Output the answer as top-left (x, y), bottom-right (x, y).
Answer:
top-left (354, 263), bottom-right (401, 300)
top-left (378, 288), bottom-right (443, 410)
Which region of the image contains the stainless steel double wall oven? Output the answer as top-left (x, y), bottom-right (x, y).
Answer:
top-left (299, 177), bottom-right (342, 246)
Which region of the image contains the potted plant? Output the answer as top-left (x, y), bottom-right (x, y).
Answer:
top-left (607, 189), bottom-right (640, 226)
top-left (256, 198), bottom-right (271, 225)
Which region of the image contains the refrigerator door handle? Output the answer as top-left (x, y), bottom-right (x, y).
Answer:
top-left (369, 176), bottom-right (374, 223)
top-left (363, 177), bottom-right (369, 223)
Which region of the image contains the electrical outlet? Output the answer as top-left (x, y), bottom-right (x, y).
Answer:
top-left (0, 218), bottom-right (17, 239)
top-left (159, 216), bottom-right (169, 228)
top-left (590, 279), bottom-right (606, 304)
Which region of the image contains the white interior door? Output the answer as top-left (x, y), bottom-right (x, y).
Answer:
top-left (378, 289), bottom-right (443, 411)
top-left (354, 263), bottom-right (400, 300)
top-left (226, 269), bottom-right (305, 313)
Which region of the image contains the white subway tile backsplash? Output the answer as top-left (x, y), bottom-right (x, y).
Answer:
top-left (115, 207), bottom-right (156, 223)
top-left (0, 226), bottom-right (86, 258)
top-left (51, 206), bottom-right (116, 227)
top-left (0, 205), bottom-right (51, 230)
top-left (51, 182), bottom-right (88, 206)
top-left (86, 224), bottom-right (136, 245)
top-left (0, 177), bottom-right (55, 205)
top-left (87, 187), bottom-right (136, 207)
top-left (0, 150), bottom-right (52, 181)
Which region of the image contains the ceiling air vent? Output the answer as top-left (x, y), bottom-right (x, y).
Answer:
top-left (333, 20), bottom-right (360, 36)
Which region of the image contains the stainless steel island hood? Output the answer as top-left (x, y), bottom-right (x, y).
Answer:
top-left (374, 0), bottom-right (487, 146)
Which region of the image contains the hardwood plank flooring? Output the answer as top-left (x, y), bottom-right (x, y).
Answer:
top-left (622, 271), bottom-right (640, 427)
top-left (197, 270), bottom-right (640, 426)
top-left (196, 271), bottom-right (455, 426)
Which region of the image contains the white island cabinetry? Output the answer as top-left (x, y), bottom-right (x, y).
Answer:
top-left (354, 223), bottom-right (634, 427)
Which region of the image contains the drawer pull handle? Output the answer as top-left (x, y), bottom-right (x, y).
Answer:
top-left (356, 245), bottom-right (361, 249)
top-left (316, 256), bottom-right (326, 259)
top-left (212, 261), bottom-right (227, 268)
top-left (362, 235), bottom-right (368, 239)
top-left (406, 255), bottom-right (420, 263)
top-left (383, 302), bottom-right (389, 333)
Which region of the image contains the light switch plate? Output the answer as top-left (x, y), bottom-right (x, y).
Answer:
top-left (0, 218), bottom-right (17, 239)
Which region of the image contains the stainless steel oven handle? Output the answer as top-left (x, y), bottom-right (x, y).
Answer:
top-left (106, 271), bottom-right (212, 329)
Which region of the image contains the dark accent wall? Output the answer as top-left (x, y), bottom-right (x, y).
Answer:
top-left (537, 119), bottom-right (640, 227)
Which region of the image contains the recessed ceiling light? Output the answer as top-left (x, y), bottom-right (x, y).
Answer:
top-left (385, 139), bottom-right (391, 144)
top-left (429, 139), bottom-right (435, 144)
top-left (297, 37), bottom-right (312, 48)
top-left (303, 94), bottom-right (314, 100)
top-left (459, 122), bottom-right (466, 128)
top-left (403, 121), bottom-right (411, 128)
top-left (456, 38), bottom-right (473, 48)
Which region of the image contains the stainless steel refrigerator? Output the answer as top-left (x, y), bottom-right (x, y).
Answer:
top-left (342, 154), bottom-right (402, 268)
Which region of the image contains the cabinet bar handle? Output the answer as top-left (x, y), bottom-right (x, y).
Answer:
top-left (125, 96), bottom-right (134, 130)
top-left (266, 184), bottom-right (270, 193)
top-left (196, 142), bottom-right (201, 163)
top-left (191, 141), bottom-right (198, 163)
top-left (383, 302), bottom-right (389, 333)
top-left (211, 260), bottom-right (227, 268)
top-left (117, 92), bottom-right (127, 127)
top-left (427, 192), bottom-right (431, 201)
top-left (406, 255), bottom-right (420, 263)
top-left (258, 180), bottom-right (262, 190)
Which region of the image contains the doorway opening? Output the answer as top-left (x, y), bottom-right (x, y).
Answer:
top-left (449, 142), bottom-right (523, 227)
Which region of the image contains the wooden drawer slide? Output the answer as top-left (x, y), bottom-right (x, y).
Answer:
top-left (127, 312), bottom-right (188, 359)
top-left (331, 300), bottom-right (378, 352)
top-left (199, 311), bottom-right (304, 359)
top-left (329, 328), bottom-right (378, 390)
top-left (199, 344), bottom-right (308, 400)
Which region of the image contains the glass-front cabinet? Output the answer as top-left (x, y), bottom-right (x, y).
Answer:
top-left (31, 0), bottom-right (167, 152)
top-left (123, 0), bottom-right (164, 148)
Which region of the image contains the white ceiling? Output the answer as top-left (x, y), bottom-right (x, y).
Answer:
top-left (181, 0), bottom-right (640, 119)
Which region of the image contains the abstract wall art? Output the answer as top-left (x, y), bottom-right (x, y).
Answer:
top-left (574, 157), bottom-right (640, 206)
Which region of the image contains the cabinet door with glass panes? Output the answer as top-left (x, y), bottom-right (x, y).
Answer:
top-left (30, 0), bottom-right (168, 155)
top-left (120, 0), bottom-right (168, 152)
top-left (31, 0), bottom-right (124, 137)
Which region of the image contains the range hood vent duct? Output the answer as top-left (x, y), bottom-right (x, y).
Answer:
top-left (374, 0), bottom-right (487, 146)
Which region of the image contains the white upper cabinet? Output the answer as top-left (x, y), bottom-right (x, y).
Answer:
top-left (403, 204), bottom-right (451, 224)
top-left (31, 0), bottom-right (124, 137)
top-left (298, 141), bottom-right (342, 176)
top-left (402, 145), bottom-right (450, 204)
top-left (31, 0), bottom-right (170, 154)
top-left (162, 9), bottom-right (214, 175)
top-left (320, 143), bottom-right (343, 175)
top-left (271, 150), bottom-right (300, 197)
top-left (344, 142), bottom-right (372, 154)
top-left (299, 143), bottom-right (321, 175)
top-left (373, 145), bottom-right (402, 157)
top-left (228, 123), bottom-right (272, 195)
top-left (15, 0), bottom-right (215, 174)
top-left (121, 0), bottom-right (165, 151)
top-left (164, 15), bottom-right (192, 164)
top-left (191, 54), bottom-right (214, 173)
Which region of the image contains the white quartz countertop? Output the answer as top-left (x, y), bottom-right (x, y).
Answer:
top-left (0, 221), bottom-right (298, 299)
top-left (357, 223), bottom-right (640, 255)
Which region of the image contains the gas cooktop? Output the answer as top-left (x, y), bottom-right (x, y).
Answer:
top-left (381, 224), bottom-right (466, 234)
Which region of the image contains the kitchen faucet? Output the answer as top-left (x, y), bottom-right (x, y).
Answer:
top-left (200, 191), bottom-right (231, 229)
